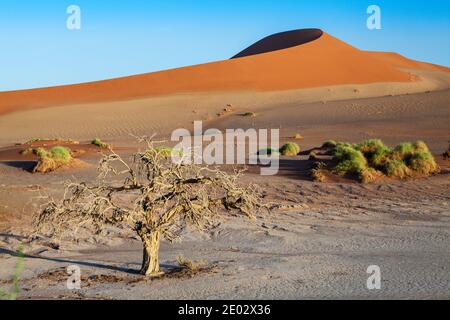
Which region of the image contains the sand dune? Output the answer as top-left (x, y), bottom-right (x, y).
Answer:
top-left (1, 29), bottom-right (448, 116)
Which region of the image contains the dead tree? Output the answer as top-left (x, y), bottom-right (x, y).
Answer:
top-left (34, 139), bottom-right (262, 276)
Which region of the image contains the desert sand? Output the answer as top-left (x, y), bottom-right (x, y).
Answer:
top-left (0, 29), bottom-right (449, 299)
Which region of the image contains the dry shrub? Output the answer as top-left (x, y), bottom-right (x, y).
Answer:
top-left (33, 146), bottom-right (73, 173)
top-left (359, 167), bottom-right (384, 183)
top-left (176, 255), bottom-right (205, 272)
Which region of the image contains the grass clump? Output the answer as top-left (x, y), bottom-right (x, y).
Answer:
top-left (333, 145), bottom-right (367, 176)
top-left (146, 146), bottom-right (184, 159)
top-left (91, 138), bottom-right (109, 149)
top-left (176, 255), bottom-right (205, 272)
top-left (391, 142), bottom-right (415, 161)
top-left (385, 160), bottom-right (411, 179)
top-left (326, 139), bottom-right (439, 182)
top-left (310, 162), bottom-right (327, 182)
top-left (322, 140), bottom-right (337, 149)
top-left (360, 168), bottom-right (384, 184)
top-left (356, 139), bottom-right (387, 158)
top-left (33, 146), bottom-right (73, 173)
top-left (279, 142), bottom-right (300, 156)
top-left (242, 112), bottom-right (256, 117)
top-left (408, 151), bottom-right (440, 175)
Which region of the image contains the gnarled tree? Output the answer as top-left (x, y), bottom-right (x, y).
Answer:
top-left (34, 139), bottom-right (262, 276)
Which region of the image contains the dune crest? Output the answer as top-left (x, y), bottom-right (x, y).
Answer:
top-left (0, 29), bottom-right (449, 115)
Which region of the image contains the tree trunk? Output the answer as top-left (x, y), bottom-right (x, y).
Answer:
top-left (140, 231), bottom-right (161, 276)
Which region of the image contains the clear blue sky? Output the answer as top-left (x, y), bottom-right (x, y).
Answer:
top-left (0, 0), bottom-right (449, 91)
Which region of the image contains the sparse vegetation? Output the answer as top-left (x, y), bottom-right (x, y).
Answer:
top-left (242, 112), bottom-right (256, 117)
top-left (34, 138), bottom-right (262, 276)
top-left (324, 139), bottom-right (439, 182)
top-left (33, 146), bottom-right (73, 173)
top-left (24, 138), bottom-right (79, 145)
top-left (360, 168), bottom-right (384, 184)
top-left (150, 146), bottom-right (174, 158)
top-left (91, 138), bottom-right (109, 149)
top-left (408, 151), bottom-right (439, 175)
top-left (321, 140), bottom-right (337, 149)
top-left (309, 151), bottom-right (318, 161)
top-left (385, 160), bottom-right (411, 179)
top-left (310, 162), bottom-right (327, 182)
top-left (0, 245), bottom-right (24, 300)
top-left (332, 144), bottom-right (368, 176)
top-left (279, 142), bottom-right (300, 156)
top-left (176, 255), bottom-right (205, 272)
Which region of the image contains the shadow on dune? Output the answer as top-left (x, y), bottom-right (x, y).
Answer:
top-left (231, 28), bottom-right (323, 59)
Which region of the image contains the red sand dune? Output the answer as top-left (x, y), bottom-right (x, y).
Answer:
top-left (0, 29), bottom-right (448, 115)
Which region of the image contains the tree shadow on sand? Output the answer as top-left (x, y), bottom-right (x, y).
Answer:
top-left (0, 246), bottom-right (175, 275)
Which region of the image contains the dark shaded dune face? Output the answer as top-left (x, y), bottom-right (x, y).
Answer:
top-left (231, 28), bottom-right (324, 59)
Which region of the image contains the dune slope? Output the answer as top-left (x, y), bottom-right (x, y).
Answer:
top-left (0, 29), bottom-right (447, 115)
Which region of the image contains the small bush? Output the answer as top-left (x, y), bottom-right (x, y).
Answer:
top-left (392, 142), bottom-right (414, 161)
top-left (321, 140), bottom-right (337, 149)
top-left (333, 145), bottom-right (367, 176)
top-left (48, 146), bottom-right (71, 161)
top-left (33, 146), bottom-right (72, 173)
top-left (176, 255), bottom-right (204, 272)
top-left (356, 139), bottom-right (387, 157)
top-left (321, 139), bottom-right (438, 181)
top-left (385, 160), bottom-right (411, 179)
top-left (310, 168), bottom-right (326, 182)
top-left (413, 140), bottom-right (430, 153)
top-left (370, 146), bottom-right (392, 168)
top-left (242, 112), bottom-right (256, 117)
top-left (279, 142), bottom-right (300, 156)
top-left (359, 167), bottom-right (383, 184)
top-left (91, 138), bottom-right (109, 149)
top-left (408, 151), bottom-right (440, 175)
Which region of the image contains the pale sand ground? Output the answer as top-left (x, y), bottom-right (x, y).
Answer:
top-left (0, 168), bottom-right (449, 299)
top-left (0, 72), bottom-right (450, 299)
top-left (0, 68), bottom-right (449, 147)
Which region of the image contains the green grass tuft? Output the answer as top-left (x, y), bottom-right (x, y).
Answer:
top-left (385, 160), bottom-right (411, 179)
top-left (32, 146), bottom-right (72, 173)
top-left (91, 138), bottom-right (109, 149)
top-left (279, 142), bottom-right (300, 156)
top-left (321, 140), bottom-right (337, 149)
top-left (408, 151), bottom-right (440, 175)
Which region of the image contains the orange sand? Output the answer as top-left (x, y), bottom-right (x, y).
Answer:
top-left (0, 29), bottom-right (447, 116)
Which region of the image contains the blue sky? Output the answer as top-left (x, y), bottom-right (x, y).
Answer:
top-left (0, 0), bottom-right (449, 91)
